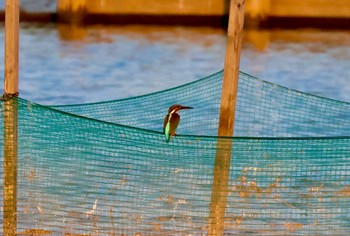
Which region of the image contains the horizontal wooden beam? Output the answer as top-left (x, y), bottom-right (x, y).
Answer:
top-left (86, 0), bottom-right (227, 16)
top-left (83, 0), bottom-right (350, 18)
top-left (269, 0), bottom-right (350, 18)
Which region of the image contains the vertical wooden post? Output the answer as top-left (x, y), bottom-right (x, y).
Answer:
top-left (218, 0), bottom-right (245, 137)
top-left (3, 99), bottom-right (18, 236)
top-left (57, 0), bottom-right (87, 25)
top-left (4, 0), bottom-right (19, 96)
top-left (3, 0), bottom-right (20, 235)
top-left (209, 0), bottom-right (245, 235)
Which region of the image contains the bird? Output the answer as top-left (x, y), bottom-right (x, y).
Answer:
top-left (163, 104), bottom-right (193, 143)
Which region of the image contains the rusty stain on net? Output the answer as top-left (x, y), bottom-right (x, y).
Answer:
top-left (27, 168), bottom-right (36, 182)
top-left (109, 206), bottom-right (115, 228)
top-left (284, 222), bottom-right (303, 232)
top-left (64, 233), bottom-right (89, 236)
top-left (231, 174), bottom-right (322, 210)
top-left (149, 222), bottom-right (162, 232)
top-left (232, 175), bottom-right (283, 200)
top-left (16, 228), bottom-right (53, 235)
top-left (9, 168), bottom-right (350, 234)
top-left (336, 186), bottom-right (350, 197)
top-left (223, 213), bottom-right (247, 229)
top-left (157, 194), bottom-right (175, 204)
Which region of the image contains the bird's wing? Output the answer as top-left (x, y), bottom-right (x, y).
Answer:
top-left (169, 113), bottom-right (180, 135)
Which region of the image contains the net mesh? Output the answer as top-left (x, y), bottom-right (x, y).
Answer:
top-left (1, 70), bottom-right (349, 235)
top-left (53, 70), bottom-right (350, 137)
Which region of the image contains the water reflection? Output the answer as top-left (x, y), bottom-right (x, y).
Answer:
top-left (209, 138), bottom-right (233, 235)
top-left (0, 24), bottom-right (349, 104)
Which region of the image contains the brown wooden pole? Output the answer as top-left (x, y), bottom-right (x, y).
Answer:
top-left (3, 0), bottom-right (20, 234)
top-left (3, 99), bottom-right (18, 236)
top-left (4, 0), bottom-right (19, 96)
top-left (208, 0), bottom-right (245, 235)
top-left (218, 0), bottom-right (245, 137)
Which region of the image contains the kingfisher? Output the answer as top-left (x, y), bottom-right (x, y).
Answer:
top-left (163, 104), bottom-right (193, 143)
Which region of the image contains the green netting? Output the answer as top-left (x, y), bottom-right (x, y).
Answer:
top-left (0, 70), bottom-right (349, 235)
top-left (53, 70), bottom-right (350, 137)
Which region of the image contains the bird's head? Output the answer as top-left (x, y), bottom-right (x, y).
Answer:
top-left (168, 104), bottom-right (193, 114)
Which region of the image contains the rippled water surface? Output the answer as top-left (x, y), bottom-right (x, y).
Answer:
top-left (0, 23), bottom-right (349, 105)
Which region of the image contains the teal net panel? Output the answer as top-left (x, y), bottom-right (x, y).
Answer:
top-left (0, 70), bottom-right (349, 235)
top-left (52, 70), bottom-right (350, 137)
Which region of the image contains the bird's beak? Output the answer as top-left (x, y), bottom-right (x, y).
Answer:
top-left (180, 106), bottom-right (193, 110)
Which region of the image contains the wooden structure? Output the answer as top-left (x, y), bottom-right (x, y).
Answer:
top-left (55, 0), bottom-right (350, 23)
top-left (3, 0), bottom-right (20, 234)
top-left (0, 0), bottom-right (347, 27)
top-left (4, 0), bottom-right (19, 96)
top-left (57, 0), bottom-right (86, 24)
top-left (209, 0), bottom-right (245, 234)
top-left (56, 0), bottom-right (350, 18)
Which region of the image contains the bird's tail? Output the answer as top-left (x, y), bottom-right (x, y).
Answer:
top-left (165, 133), bottom-right (170, 143)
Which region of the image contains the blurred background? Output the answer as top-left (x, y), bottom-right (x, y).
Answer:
top-left (0, 0), bottom-right (349, 105)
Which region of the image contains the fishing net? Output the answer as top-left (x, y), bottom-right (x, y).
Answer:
top-left (52, 70), bottom-right (350, 137)
top-left (1, 70), bottom-right (349, 235)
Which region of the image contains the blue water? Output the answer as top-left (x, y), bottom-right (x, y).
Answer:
top-left (0, 0), bottom-right (56, 12)
top-left (0, 21), bottom-right (349, 235)
top-left (0, 23), bottom-right (349, 105)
